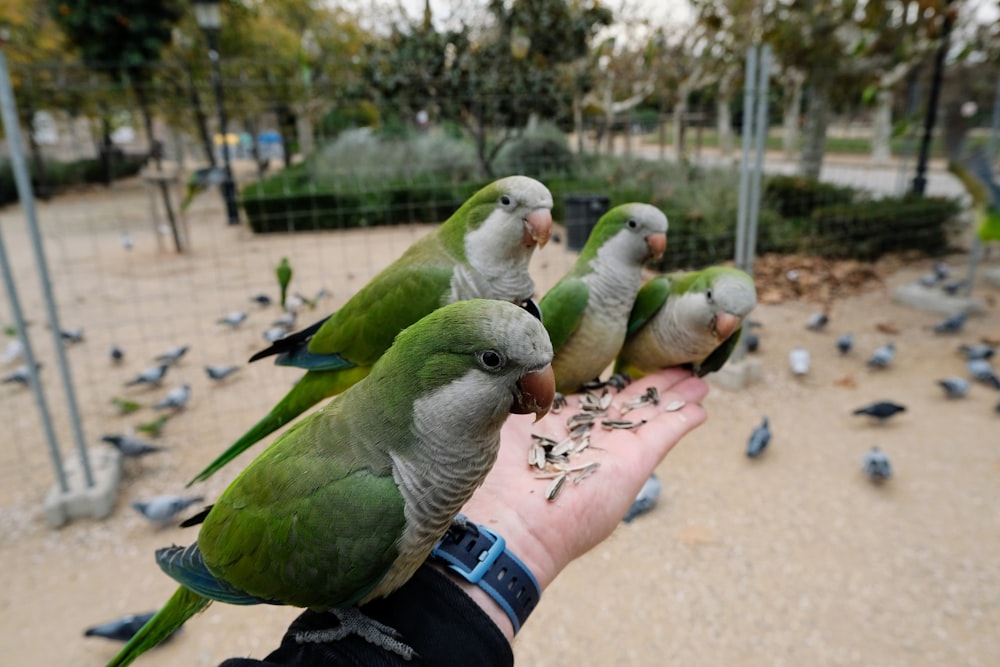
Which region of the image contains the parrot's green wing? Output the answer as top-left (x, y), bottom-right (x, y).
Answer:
top-left (696, 326), bottom-right (743, 376)
top-left (626, 276), bottom-right (672, 337)
top-left (539, 278), bottom-right (590, 353)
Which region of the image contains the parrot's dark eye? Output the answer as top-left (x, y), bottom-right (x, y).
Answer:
top-left (500, 195), bottom-right (513, 207)
top-left (706, 289), bottom-right (713, 301)
top-left (478, 350), bottom-right (504, 370)
top-left (627, 218), bottom-right (638, 229)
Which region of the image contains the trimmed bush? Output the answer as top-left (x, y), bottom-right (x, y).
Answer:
top-left (0, 153), bottom-right (146, 207)
top-left (764, 174), bottom-right (857, 218)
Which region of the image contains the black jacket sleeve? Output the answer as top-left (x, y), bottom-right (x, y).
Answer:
top-left (218, 564), bottom-right (514, 667)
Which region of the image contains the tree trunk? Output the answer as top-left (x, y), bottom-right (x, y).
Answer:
top-left (186, 65), bottom-right (216, 167)
top-left (673, 84), bottom-right (690, 160)
top-left (572, 93), bottom-right (585, 154)
top-left (870, 88), bottom-right (893, 165)
top-left (799, 81), bottom-right (830, 180)
top-left (716, 67), bottom-right (735, 158)
top-left (782, 71), bottom-right (803, 159)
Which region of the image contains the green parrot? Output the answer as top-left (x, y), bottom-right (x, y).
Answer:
top-left (188, 175), bottom-right (553, 485)
top-left (948, 150), bottom-right (1000, 243)
top-left (539, 203), bottom-right (668, 393)
top-left (105, 299), bottom-right (555, 667)
top-left (276, 257), bottom-right (293, 309)
top-left (616, 266), bottom-right (757, 378)
top-left (180, 167), bottom-right (226, 212)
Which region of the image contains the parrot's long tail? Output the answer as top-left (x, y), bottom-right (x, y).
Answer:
top-left (187, 367), bottom-right (370, 485)
top-left (106, 586), bottom-right (209, 667)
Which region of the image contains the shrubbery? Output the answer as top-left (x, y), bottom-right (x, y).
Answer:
top-left (0, 152), bottom-right (147, 207)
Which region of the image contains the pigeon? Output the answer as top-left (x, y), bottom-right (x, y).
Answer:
top-left (746, 416), bottom-right (771, 458)
top-left (866, 342), bottom-right (895, 368)
top-left (101, 434), bottom-right (164, 458)
top-left (744, 332), bottom-right (760, 353)
top-left (125, 364), bottom-right (168, 387)
top-left (60, 327), bottom-right (84, 343)
top-left (154, 345), bottom-right (190, 366)
top-left (917, 272), bottom-right (942, 287)
top-left (1, 339), bottom-right (23, 364)
top-left (154, 383), bottom-right (191, 410)
top-left (121, 232), bottom-right (133, 250)
top-left (2, 363), bottom-right (39, 385)
top-left (622, 474), bottom-right (662, 523)
top-left (110, 397), bottom-right (142, 415)
top-left (272, 311), bottom-right (297, 328)
top-left (958, 343), bottom-right (995, 361)
top-left (967, 358), bottom-right (1000, 389)
top-left (131, 494), bottom-right (205, 526)
top-left (217, 311), bottom-right (248, 329)
top-left (932, 262), bottom-right (951, 280)
top-left (206, 364), bottom-right (240, 381)
top-left (84, 611), bottom-right (160, 642)
top-left (862, 447), bottom-right (892, 483)
top-left (937, 377), bottom-right (970, 399)
top-left (932, 312), bottom-right (967, 334)
top-left (836, 333), bottom-right (853, 355)
top-left (942, 279), bottom-right (969, 295)
top-left (249, 293), bottom-right (272, 307)
top-left (853, 401), bottom-right (906, 422)
top-left (263, 326), bottom-right (289, 343)
top-left (805, 312), bottom-right (829, 331)
top-left (789, 347), bottom-right (810, 375)
top-left (109, 345), bottom-right (125, 364)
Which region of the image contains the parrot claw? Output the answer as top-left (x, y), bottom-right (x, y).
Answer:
top-left (296, 607), bottom-right (417, 661)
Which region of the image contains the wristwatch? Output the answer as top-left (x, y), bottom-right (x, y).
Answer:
top-left (431, 515), bottom-right (541, 633)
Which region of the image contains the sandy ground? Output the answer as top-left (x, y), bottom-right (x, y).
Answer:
top-left (1, 171), bottom-right (998, 666)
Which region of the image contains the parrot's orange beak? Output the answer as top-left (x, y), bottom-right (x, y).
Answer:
top-left (646, 233), bottom-right (667, 261)
top-left (523, 209), bottom-right (553, 248)
top-left (714, 312), bottom-right (743, 342)
top-left (512, 364), bottom-right (556, 421)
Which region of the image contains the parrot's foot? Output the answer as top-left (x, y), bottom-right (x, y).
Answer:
top-left (295, 607), bottom-right (417, 661)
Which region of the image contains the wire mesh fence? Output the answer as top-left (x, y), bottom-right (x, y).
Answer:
top-left (0, 55), bottom-right (990, 516)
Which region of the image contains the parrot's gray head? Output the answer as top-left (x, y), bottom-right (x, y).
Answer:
top-left (594, 203), bottom-right (669, 265)
top-left (706, 270), bottom-right (757, 342)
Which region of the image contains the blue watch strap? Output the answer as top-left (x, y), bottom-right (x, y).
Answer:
top-left (431, 515), bottom-right (541, 633)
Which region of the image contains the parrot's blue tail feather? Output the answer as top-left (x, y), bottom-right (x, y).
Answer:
top-left (156, 543), bottom-right (277, 606)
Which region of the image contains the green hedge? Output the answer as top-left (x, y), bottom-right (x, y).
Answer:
top-left (0, 153), bottom-right (147, 207)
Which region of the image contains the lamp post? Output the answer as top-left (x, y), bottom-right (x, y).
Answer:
top-left (193, 0), bottom-right (240, 225)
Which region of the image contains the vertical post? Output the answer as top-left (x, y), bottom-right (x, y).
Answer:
top-left (911, 0), bottom-right (954, 195)
top-left (734, 45), bottom-right (758, 272)
top-left (207, 32), bottom-right (240, 225)
top-left (0, 49), bottom-right (89, 490)
top-left (745, 44), bottom-right (771, 277)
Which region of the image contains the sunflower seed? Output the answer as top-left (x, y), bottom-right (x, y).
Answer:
top-left (571, 461), bottom-right (601, 484)
top-left (546, 473), bottom-right (568, 500)
top-left (664, 400), bottom-right (686, 412)
top-left (601, 418), bottom-right (647, 430)
top-left (567, 413), bottom-right (597, 429)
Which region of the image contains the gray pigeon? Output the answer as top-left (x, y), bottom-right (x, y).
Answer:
top-left (205, 364), bottom-right (240, 381)
top-left (154, 383), bottom-right (191, 410)
top-left (60, 327), bottom-right (85, 343)
top-left (937, 377), bottom-right (970, 399)
top-left (272, 311), bottom-right (297, 328)
top-left (853, 401), bottom-right (906, 422)
top-left (109, 345), bottom-right (125, 364)
top-left (154, 345), bottom-right (190, 366)
top-left (131, 494), bottom-right (204, 526)
top-left (125, 364), bottom-right (168, 387)
top-left (942, 279), bottom-right (969, 295)
top-left (862, 447), bottom-right (892, 483)
top-left (836, 333), bottom-right (853, 355)
top-left (789, 347), bottom-right (810, 375)
top-left (84, 611), bottom-right (159, 642)
top-left (101, 434), bottom-right (163, 458)
top-left (932, 312), bottom-right (967, 334)
top-left (1, 339), bottom-right (23, 364)
top-left (622, 474), bottom-right (662, 523)
top-left (217, 311), bottom-right (248, 328)
top-left (805, 312), bottom-right (829, 331)
top-left (250, 293), bottom-right (272, 307)
top-left (867, 342), bottom-right (895, 368)
top-left (263, 326), bottom-right (289, 343)
top-left (958, 343), bottom-right (995, 361)
top-left (746, 416), bottom-right (771, 458)
top-left (2, 363), bottom-right (40, 385)
top-left (744, 332), bottom-right (760, 353)
top-left (967, 358), bottom-right (1000, 389)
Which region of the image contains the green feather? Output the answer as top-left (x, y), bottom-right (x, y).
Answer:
top-left (626, 275), bottom-right (671, 336)
top-left (106, 586), bottom-right (209, 667)
top-left (540, 279), bottom-right (589, 352)
top-left (697, 326), bottom-right (742, 376)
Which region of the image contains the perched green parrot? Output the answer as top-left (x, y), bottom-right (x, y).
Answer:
top-left (539, 203), bottom-right (668, 393)
top-left (105, 299), bottom-right (555, 667)
top-left (180, 167), bottom-right (226, 212)
top-left (188, 175), bottom-right (553, 485)
top-left (276, 257), bottom-right (293, 309)
top-left (616, 266), bottom-right (757, 378)
top-left (948, 150), bottom-right (1000, 243)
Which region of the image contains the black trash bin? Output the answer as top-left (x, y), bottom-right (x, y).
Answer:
top-left (564, 194), bottom-right (610, 251)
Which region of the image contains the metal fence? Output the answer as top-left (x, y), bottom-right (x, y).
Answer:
top-left (0, 51), bottom-right (990, 525)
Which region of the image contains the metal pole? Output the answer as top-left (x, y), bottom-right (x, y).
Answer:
top-left (911, 0), bottom-right (954, 196)
top-left (745, 44), bottom-right (772, 276)
top-left (735, 45), bottom-right (758, 272)
top-left (207, 32), bottom-right (240, 225)
top-left (0, 49), bottom-right (79, 491)
top-left (961, 72), bottom-right (1000, 297)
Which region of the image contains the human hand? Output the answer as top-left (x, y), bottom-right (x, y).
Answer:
top-left (453, 367), bottom-right (710, 639)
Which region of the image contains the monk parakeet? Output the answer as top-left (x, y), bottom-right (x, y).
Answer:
top-left (181, 166), bottom-right (226, 212)
top-left (616, 266), bottom-right (757, 378)
top-left (105, 299), bottom-right (555, 666)
top-left (948, 150), bottom-right (1000, 243)
top-left (539, 203), bottom-right (668, 393)
top-left (276, 257), bottom-right (293, 309)
top-left (188, 176), bottom-right (553, 485)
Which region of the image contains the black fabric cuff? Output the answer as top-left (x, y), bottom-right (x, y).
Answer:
top-left (218, 563), bottom-right (514, 667)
